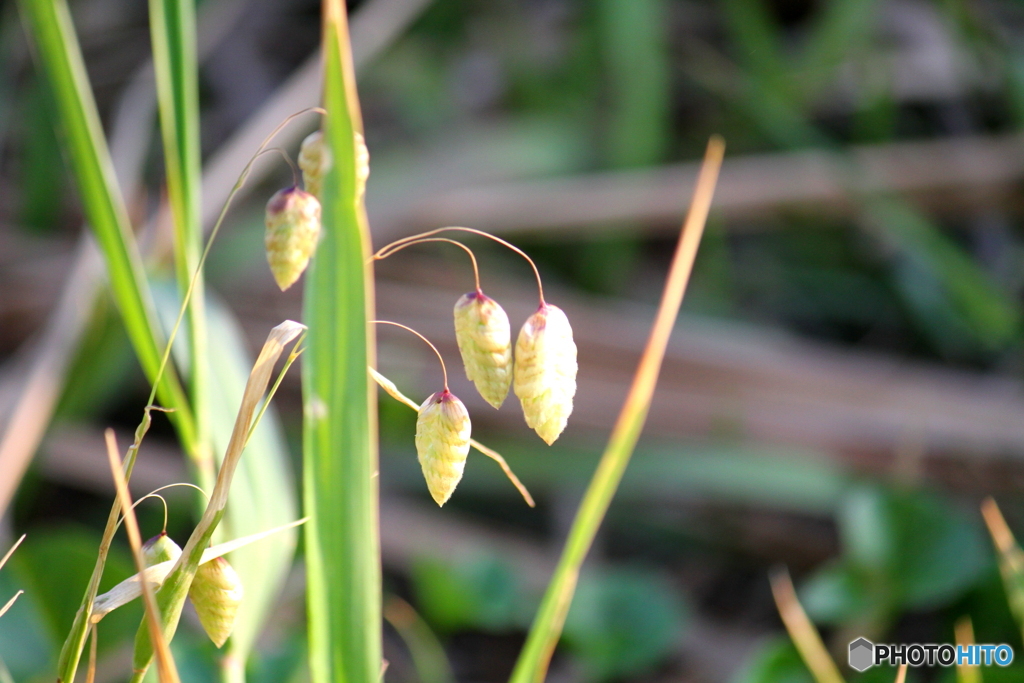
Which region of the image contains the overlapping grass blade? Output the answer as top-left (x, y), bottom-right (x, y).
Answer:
top-left (981, 498), bottom-right (1024, 646)
top-left (148, 0), bottom-right (209, 480)
top-left (303, 0), bottom-right (381, 681)
top-left (508, 136), bottom-right (724, 683)
top-left (17, 0), bottom-right (195, 448)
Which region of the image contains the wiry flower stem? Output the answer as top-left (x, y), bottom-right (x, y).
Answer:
top-left (375, 227), bottom-right (545, 305)
top-left (374, 237), bottom-right (482, 293)
top-left (371, 321), bottom-right (449, 390)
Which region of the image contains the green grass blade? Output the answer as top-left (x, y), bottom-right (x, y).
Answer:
top-left (303, 0), bottom-right (381, 681)
top-left (17, 0), bottom-right (195, 447)
top-left (509, 137), bottom-right (724, 683)
top-left (148, 0), bottom-right (209, 478)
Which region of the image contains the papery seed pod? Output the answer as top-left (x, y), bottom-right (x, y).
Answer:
top-left (141, 532), bottom-right (182, 567)
top-left (265, 187), bottom-right (321, 291)
top-left (188, 556), bottom-right (244, 648)
top-left (514, 303), bottom-right (577, 445)
top-left (454, 291), bottom-right (513, 408)
top-left (415, 390), bottom-right (472, 506)
top-left (298, 130), bottom-right (331, 200)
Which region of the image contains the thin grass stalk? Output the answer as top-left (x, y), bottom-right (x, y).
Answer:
top-left (17, 0), bottom-right (195, 448)
top-left (769, 567), bottom-right (845, 683)
top-left (104, 430), bottom-right (180, 683)
top-left (509, 136), bottom-right (724, 683)
top-left (56, 409), bottom-right (160, 683)
top-left (303, 0), bottom-right (381, 681)
top-left (148, 0), bottom-right (211, 484)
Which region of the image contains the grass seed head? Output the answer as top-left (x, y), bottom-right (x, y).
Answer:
top-left (265, 186), bottom-right (321, 291)
top-left (141, 532), bottom-right (182, 567)
top-left (298, 130), bottom-right (331, 199)
top-left (188, 556), bottom-right (244, 648)
top-left (415, 390), bottom-right (472, 506)
top-left (514, 303), bottom-right (577, 444)
top-left (454, 291), bottom-right (513, 408)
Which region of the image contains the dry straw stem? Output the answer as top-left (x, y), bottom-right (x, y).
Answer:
top-left (895, 663), bottom-right (908, 683)
top-left (369, 367), bottom-right (535, 507)
top-left (0, 536), bottom-right (25, 619)
top-left (509, 136), bottom-right (724, 683)
top-left (770, 567), bottom-right (845, 683)
top-left (131, 320), bottom-right (305, 679)
top-left (104, 429), bottom-right (180, 683)
top-left (981, 497), bottom-right (1024, 643)
top-left (955, 616), bottom-right (981, 683)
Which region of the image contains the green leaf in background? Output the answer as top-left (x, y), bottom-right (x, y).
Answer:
top-left (411, 555), bottom-right (523, 633)
top-left (0, 562), bottom-right (55, 682)
top-left (803, 486), bottom-right (989, 630)
top-left (868, 199), bottom-right (1021, 356)
top-left (17, 0), bottom-right (195, 447)
top-left (303, 1), bottom-right (381, 681)
top-left (11, 526), bottom-right (139, 658)
top-left (563, 568), bottom-right (687, 681)
top-left (153, 285), bottom-right (298, 683)
top-left (733, 638), bottom-right (814, 683)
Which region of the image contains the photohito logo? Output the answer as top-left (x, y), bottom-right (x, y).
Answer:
top-left (848, 638), bottom-right (1013, 671)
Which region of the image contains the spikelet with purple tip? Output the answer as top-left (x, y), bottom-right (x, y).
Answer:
top-left (415, 390), bottom-right (471, 506)
top-left (454, 291), bottom-right (512, 408)
top-left (264, 187), bottom-right (321, 291)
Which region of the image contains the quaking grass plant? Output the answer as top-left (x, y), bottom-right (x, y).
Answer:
top-left (16, 0), bottom-right (726, 680)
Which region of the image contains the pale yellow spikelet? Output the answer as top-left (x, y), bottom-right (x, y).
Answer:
top-left (415, 390), bottom-right (471, 506)
top-left (298, 130), bottom-right (331, 199)
top-left (264, 187), bottom-right (321, 291)
top-left (188, 556), bottom-right (243, 648)
top-left (141, 533), bottom-right (181, 567)
top-left (514, 304), bottom-right (577, 445)
top-left (298, 130), bottom-right (368, 201)
top-left (454, 291), bottom-right (512, 408)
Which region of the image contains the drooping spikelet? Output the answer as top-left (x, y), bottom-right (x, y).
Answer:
top-left (264, 187), bottom-right (321, 291)
top-left (141, 533), bottom-right (182, 567)
top-left (415, 390), bottom-right (472, 506)
top-left (454, 291), bottom-right (513, 408)
top-left (513, 303), bottom-right (577, 445)
top-left (298, 130), bottom-right (330, 199)
top-left (188, 557), bottom-right (244, 648)
top-left (297, 130), bottom-right (369, 201)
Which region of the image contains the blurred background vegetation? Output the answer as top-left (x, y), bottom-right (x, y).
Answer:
top-left (5, 0), bottom-right (1024, 680)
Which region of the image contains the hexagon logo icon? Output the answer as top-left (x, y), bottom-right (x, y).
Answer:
top-left (849, 638), bottom-right (874, 672)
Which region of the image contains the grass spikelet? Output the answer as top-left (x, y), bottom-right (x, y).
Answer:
top-left (188, 557), bottom-right (244, 648)
top-left (514, 303), bottom-right (577, 445)
top-left (265, 187), bottom-right (322, 291)
top-left (454, 291), bottom-right (513, 409)
top-left (415, 390), bottom-right (472, 506)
